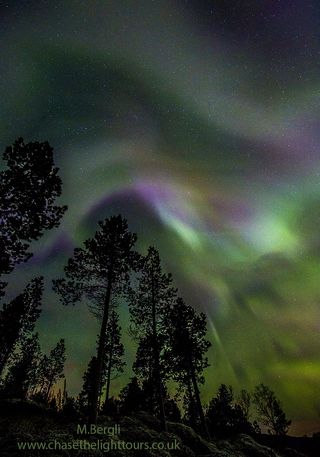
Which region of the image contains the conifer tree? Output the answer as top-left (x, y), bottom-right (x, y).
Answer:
top-left (133, 335), bottom-right (168, 415)
top-left (163, 297), bottom-right (211, 438)
top-left (206, 384), bottom-right (253, 438)
top-left (119, 377), bottom-right (145, 415)
top-left (133, 332), bottom-right (154, 382)
top-left (0, 138), bottom-right (66, 295)
top-left (128, 247), bottom-right (177, 431)
top-left (0, 277), bottom-right (43, 376)
top-left (42, 339), bottom-right (66, 400)
top-left (102, 310), bottom-right (125, 404)
top-left (3, 333), bottom-right (41, 399)
top-left (79, 313), bottom-right (124, 414)
top-left (53, 215), bottom-right (138, 422)
top-left (78, 356), bottom-right (98, 415)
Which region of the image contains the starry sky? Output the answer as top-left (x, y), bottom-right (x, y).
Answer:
top-left (1, 0), bottom-right (320, 435)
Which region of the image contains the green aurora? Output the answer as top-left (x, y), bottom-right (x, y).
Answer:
top-left (1, 1), bottom-right (320, 435)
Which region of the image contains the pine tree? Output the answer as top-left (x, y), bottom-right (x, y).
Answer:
top-left (133, 332), bottom-right (159, 413)
top-left (3, 333), bottom-right (41, 399)
top-left (79, 313), bottom-right (124, 415)
top-left (0, 277), bottom-right (43, 376)
top-left (102, 310), bottom-right (125, 405)
top-left (133, 332), bottom-right (154, 381)
top-left (163, 297), bottom-right (211, 438)
top-left (128, 246), bottom-right (177, 431)
top-left (0, 138), bottom-right (66, 295)
top-left (53, 215), bottom-right (138, 422)
top-left (43, 339), bottom-right (66, 400)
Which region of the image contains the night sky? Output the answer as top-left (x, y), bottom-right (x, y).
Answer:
top-left (1, 1), bottom-right (320, 435)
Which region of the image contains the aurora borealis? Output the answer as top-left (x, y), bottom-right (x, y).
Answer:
top-left (1, 1), bottom-right (320, 435)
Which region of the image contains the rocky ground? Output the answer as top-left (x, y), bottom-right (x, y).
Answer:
top-left (0, 400), bottom-right (318, 457)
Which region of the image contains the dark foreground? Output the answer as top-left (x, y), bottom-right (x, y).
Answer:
top-left (0, 400), bottom-right (318, 457)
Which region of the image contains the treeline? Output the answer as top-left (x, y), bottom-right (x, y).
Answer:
top-left (0, 138), bottom-right (66, 404)
top-left (0, 138), bottom-right (291, 439)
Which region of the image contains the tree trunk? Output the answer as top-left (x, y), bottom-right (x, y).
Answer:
top-left (105, 330), bottom-right (114, 404)
top-left (186, 376), bottom-right (197, 429)
top-left (151, 272), bottom-right (167, 432)
top-left (189, 359), bottom-right (210, 440)
top-left (89, 273), bottom-right (113, 423)
top-left (63, 378), bottom-right (67, 406)
top-left (46, 379), bottom-right (53, 402)
top-left (105, 360), bottom-right (112, 404)
top-left (0, 348), bottom-right (10, 377)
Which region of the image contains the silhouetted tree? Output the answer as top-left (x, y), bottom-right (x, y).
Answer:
top-left (79, 312), bottom-right (125, 416)
top-left (128, 247), bottom-right (176, 431)
top-left (101, 396), bottom-right (121, 417)
top-left (181, 381), bottom-right (198, 429)
top-left (133, 332), bottom-right (166, 414)
top-left (56, 386), bottom-right (65, 411)
top-left (140, 375), bottom-right (157, 414)
top-left (53, 215), bottom-right (138, 422)
top-left (3, 333), bottom-right (41, 399)
top-left (139, 375), bottom-right (175, 419)
top-left (79, 312), bottom-right (125, 415)
top-left (164, 396), bottom-right (181, 422)
top-left (207, 384), bottom-right (253, 438)
top-left (38, 339), bottom-right (66, 401)
top-left (164, 297), bottom-right (210, 438)
top-left (237, 388), bottom-right (251, 421)
top-left (78, 356), bottom-right (98, 416)
top-left (0, 138), bottom-right (66, 295)
top-left (119, 377), bottom-right (145, 415)
top-left (102, 310), bottom-right (125, 405)
top-left (253, 383), bottom-right (291, 435)
top-left (0, 277), bottom-right (43, 376)
top-left (61, 396), bottom-right (79, 419)
top-left (133, 332), bottom-right (154, 380)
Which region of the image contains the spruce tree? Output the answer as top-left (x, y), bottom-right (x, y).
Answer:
top-left (78, 356), bottom-right (98, 415)
top-left (0, 277), bottom-right (43, 376)
top-left (53, 215), bottom-right (138, 422)
top-left (128, 247), bottom-right (177, 431)
top-left (0, 138), bottom-right (66, 295)
top-left (164, 297), bottom-right (211, 438)
top-left (206, 384), bottom-right (253, 438)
